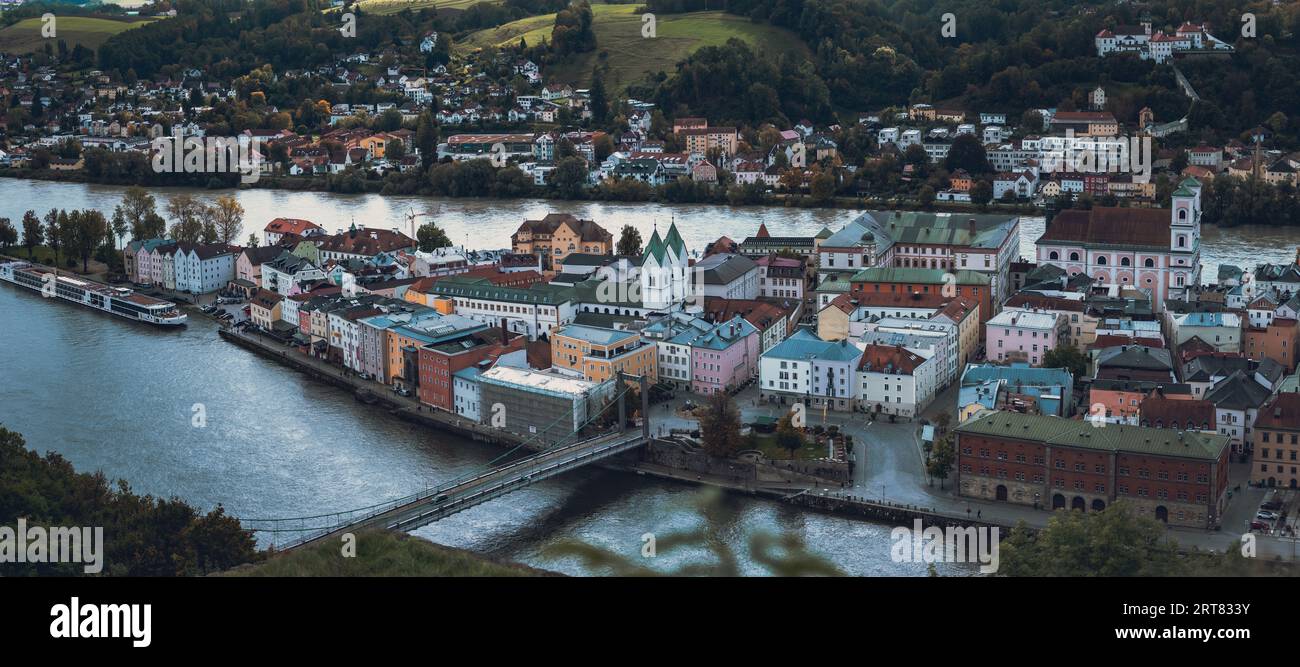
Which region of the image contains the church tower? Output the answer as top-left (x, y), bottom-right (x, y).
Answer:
top-left (663, 220), bottom-right (689, 304)
top-left (1170, 176), bottom-right (1201, 252)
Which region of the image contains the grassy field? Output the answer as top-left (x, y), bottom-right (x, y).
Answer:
top-left (0, 15), bottom-right (157, 54)
top-left (459, 5), bottom-right (809, 93)
top-left (224, 529), bottom-right (554, 577)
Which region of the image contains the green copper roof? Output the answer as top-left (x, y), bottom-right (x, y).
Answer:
top-left (642, 228), bottom-right (667, 265)
top-left (1179, 176), bottom-right (1201, 188)
top-left (847, 267), bottom-right (990, 285)
top-left (664, 222), bottom-right (686, 256)
top-left (1172, 186), bottom-right (1196, 197)
top-left (815, 226), bottom-right (834, 239)
top-left (955, 411), bottom-right (1228, 460)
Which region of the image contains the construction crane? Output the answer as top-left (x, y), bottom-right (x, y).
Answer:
top-left (404, 204), bottom-right (442, 242)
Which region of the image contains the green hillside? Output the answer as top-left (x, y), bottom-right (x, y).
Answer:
top-left (225, 529), bottom-right (554, 577)
top-left (460, 5), bottom-right (809, 93)
top-left (0, 15), bottom-right (158, 54)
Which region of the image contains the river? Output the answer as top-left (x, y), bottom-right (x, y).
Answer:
top-left (3, 179), bottom-right (1298, 270)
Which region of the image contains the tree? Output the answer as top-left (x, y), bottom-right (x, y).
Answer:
top-left (1042, 344), bottom-right (1087, 378)
top-left (209, 195), bottom-right (244, 245)
top-left (109, 207), bottom-right (128, 250)
top-left (247, 233), bottom-right (260, 248)
top-left (166, 194), bottom-right (206, 244)
top-left (810, 171), bottom-right (836, 202)
top-left (21, 210), bottom-right (42, 258)
top-left (775, 413), bottom-right (804, 456)
top-left (415, 111), bottom-right (437, 169)
top-left (926, 435), bottom-right (954, 488)
top-left (970, 180), bottom-right (993, 208)
top-left (698, 391), bottom-right (742, 458)
top-left (589, 70), bottom-right (609, 125)
top-left (44, 209), bottom-right (62, 266)
top-left (119, 186), bottom-right (159, 240)
top-left (0, 426), bottom-right (260, 576)
top-left (997, 503), bottom-right (1183, 577)
top-left (944, 133), bottom-right (990, 174)
top-left (64, 209), bottom-right (108, 273)
top-left (0, 217), bottom-right (15, 251)
top-left (616, 225), bottom-right (642, 257)
top-left (386, 139), bottom-right (406, 163)
top-left (549, 156), bottom-right (589, 199)
top-left (416, 222), bottom-right (453, 252)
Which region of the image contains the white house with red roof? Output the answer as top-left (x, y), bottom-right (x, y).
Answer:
top-left (264, 217), bottom-right (324, 245)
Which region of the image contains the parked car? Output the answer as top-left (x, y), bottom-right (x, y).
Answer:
top-left (1261, 500), bottom-right (1284, 511)
top-left (1256, 510), bottom-right (1280, 521)
top-left (1250, 521), bottom-right (1269, 531)
top-left (357, 372), bottom-right (371, 381)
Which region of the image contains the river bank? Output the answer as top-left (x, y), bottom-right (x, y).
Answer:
top-left (0, 169), bottom-right (1042, 215)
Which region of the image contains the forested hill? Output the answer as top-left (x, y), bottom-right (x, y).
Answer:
top-left (637, 0), bottom-right (1300, 146)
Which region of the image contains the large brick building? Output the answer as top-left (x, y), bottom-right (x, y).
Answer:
top-left (848, 267), bottom-right (993, 337)
top-left (954, 412), bottom-right (1230, 527)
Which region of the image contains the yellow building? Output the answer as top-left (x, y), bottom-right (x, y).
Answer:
top-left (511, 213), bottom-right (613, 272)
top-left (250, 289), bottom-right (282, 330)
top-left (817, 295), bottom-right (854, 341)
top-left (552, 324), bottom-right (657, 385)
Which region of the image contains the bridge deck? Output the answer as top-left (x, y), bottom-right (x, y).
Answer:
top-left (284, 430), bottom-right (647, 549)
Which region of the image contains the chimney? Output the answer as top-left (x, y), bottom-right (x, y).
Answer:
top-left (500, 317), bottom-right (509, 346)
top-left (968, 218), bottom-right (976, 236)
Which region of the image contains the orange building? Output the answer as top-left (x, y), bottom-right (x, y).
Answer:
top-left (552, 324), bottom-right (657, 385)
top-left (1244, 317), bottom-right (1299, 372)
top-left (1089, 380), bottom-right (1192, 424)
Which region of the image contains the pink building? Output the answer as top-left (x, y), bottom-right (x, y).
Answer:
top-left (690, 316), bottom-right (761, 394)
top-left (236, 245), bottom-right (286, 286)
top-left (985, 310), bottom-right (1069, 366)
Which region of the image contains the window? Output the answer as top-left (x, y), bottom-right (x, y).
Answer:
top-left (1069, 252), bottom-right (1080, 262)
top-left (1049, 251), bottom-right (1059, 260)
top-left (1144, 258), bottom-right (1154, 268)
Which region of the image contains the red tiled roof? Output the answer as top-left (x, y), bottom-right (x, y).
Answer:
top-left (857, 344), bottom-right (926, 374)
top-left (316, 228), bottom-right (415, 256)
top-left (264, 218), bottom-right (322, 236)
top-left (1255, 392), bottom-right (1300, 431)
top-left (1140, 395), bottom-right (1216, 430)
top-left (1038, 207), bottom-right (1171, 247)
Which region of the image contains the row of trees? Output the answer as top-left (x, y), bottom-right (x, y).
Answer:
top-left (6, 186), bottom-right (248, 273)
top-left (10, 208), bottom-right (110, 273)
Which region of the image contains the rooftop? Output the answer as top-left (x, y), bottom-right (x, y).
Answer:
top-left (956, 411), bottom-right (1228, 460)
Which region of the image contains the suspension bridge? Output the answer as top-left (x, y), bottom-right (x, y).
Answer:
top-left (241, 376), bottom-right (653, 550)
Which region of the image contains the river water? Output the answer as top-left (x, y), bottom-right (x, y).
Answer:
top-left (3, 179), bottom-right (1297, 270)
top-left (2, 178), bottom-right (1297, 575)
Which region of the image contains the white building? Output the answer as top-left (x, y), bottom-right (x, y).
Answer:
top-left (453, 367), bottom-right (481, 421)
top-left (173, 243), bottom-right (238, 294)
top-left (261, 252), bottom-right (326, 296)
top-left (855, 343), bottom-right (936, 419)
